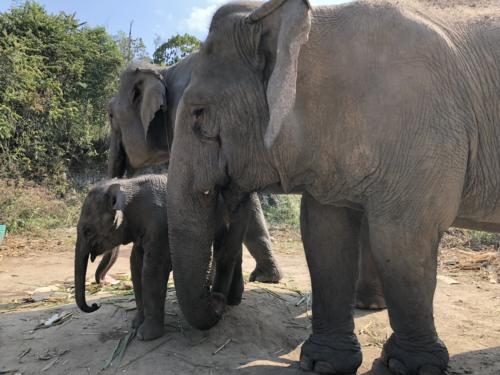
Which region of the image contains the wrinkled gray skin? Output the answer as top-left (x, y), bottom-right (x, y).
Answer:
top-left (74, 175), bottom-right (245, 341)
top-left (166, 0), bottom-right (500, 374)
top-left (96, 57), bottom-right (282, 285)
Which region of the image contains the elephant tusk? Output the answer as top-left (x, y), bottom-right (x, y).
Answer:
top-left (203, 190), bottom-right (210, 195)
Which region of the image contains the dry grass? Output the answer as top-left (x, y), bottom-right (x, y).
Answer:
top-left (0, 179), bottom-right (83, 234)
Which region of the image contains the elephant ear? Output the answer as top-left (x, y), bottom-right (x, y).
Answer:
top-left (131, 68), bottom-right (166, 138)
top-left (246, 0), bottom-right (311, 148)
top-left (106, 183), bottom-right (126, 230)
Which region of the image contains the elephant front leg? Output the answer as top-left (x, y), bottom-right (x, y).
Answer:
top-left (355, 218), bottom-right (386, 310)
top-left (368, 217), bottom-right (449, 375)
top-left (212, 214), bottom-right (246, 306)
top-left (244, 193), bottom-right (282, 283)
top-left (130, 244), bottom-right (145, 329)
top-left (299, 193), bottom-right (363, 375)
top-left (137, 240), bottom-right (171, 341)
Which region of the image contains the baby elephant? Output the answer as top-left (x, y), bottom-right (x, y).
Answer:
top-left (74, 175), bottom-right (245, 341)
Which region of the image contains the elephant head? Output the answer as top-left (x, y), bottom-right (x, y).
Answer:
top-left (108, 61), bottom-right (169, 178)
top-left (75, 182), bottom-right (127, 312)
top-left (166, 0), bottom-right (311, 329)
top-left (107, 56), bottom-right (198, 178)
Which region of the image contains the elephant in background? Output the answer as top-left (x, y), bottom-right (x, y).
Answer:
top-left (95, 57), bottom-right (283, 285)
top-left (164, 0), bottom-right (500, 374)
top-left (74, 174), bottom-right (247, 341)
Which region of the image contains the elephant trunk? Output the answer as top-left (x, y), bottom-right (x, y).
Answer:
top-left (95, 247), bottom-right (119, 284)
top-left (74, 237), bottom-right (100, 313)
top-left (167, 183), bottom-right (225, 330)
top-left (108, 132), bottom-right (128, 178)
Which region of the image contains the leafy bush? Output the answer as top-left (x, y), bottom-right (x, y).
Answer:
top-left (261, 194), bottom-right (301, 230)
top-left (0, 179), bottom-right (84, 233)
top-left (153, 33), bottom-right (201, 66)
top-left (466, 230), bottom-right (500, 249)
top-left (0, 2), bottom-right (124, 183)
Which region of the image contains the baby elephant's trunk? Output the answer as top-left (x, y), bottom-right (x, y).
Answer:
top-left (74, 237), bottom-right (100, 313)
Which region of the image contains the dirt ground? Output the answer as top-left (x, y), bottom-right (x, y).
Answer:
top-left (1, 228), bottom-right (499, 375)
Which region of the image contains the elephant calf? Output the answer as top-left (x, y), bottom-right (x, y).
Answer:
top-left (74, 175), bottom-right (244, 341)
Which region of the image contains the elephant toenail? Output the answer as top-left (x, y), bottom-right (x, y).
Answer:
top-left (388, 358), bottom-right (410, 375)
top-left (314, 361), bottom-right (336, 374)
top-left (299, 354), bottom-right (314, 371)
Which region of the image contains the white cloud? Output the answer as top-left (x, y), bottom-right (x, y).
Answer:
top-left (180, 0), bottom-right (351, 36)
top-left (181, 0), bottom-right (226, 35)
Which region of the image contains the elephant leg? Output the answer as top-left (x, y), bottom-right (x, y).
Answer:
top-left (130, 244), bottom-right (144, 329)
top-left (137, 240), bottom-right (171, 341)
top-left (355, 217), bottom-right (386, 310)
top-left (368, 217), bottom-right (449, 375)
top-left (244, 193), bottom-right (282, 283)
top-left (299, 193), bottom-right (362, 375)
top-left (227, 246), bottom-right (244, 306)
top-left (212, 212), bottom-right (246, 306)
top-left (95, 246), bottom-right (120, 284)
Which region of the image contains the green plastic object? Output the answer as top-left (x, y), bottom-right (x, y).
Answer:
top-left (0, 225), bottom-right (6, 245)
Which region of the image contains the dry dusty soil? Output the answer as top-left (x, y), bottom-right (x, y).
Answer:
top-left (0, 228), bottom-right (499, 375)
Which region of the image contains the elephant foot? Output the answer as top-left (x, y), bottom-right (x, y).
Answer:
top-left (355, 282), bottom-right (386, 310)
top-left (377, 334), bottom-right (449, 375)
top-left (299, 333), bottom-right (362, 374)
top-left (137, 319), bottom-right (164, 341)
top-left (132, 310), bottom-right (144, 329)
top-left (249, 263), bottom-right (282, 283)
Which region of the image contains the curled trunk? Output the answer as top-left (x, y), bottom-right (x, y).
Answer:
top-left (74, 237), bottom-right (100, 313)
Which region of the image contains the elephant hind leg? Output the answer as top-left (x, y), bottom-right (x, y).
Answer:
top-left (244, 194), bottom-right (282, 283)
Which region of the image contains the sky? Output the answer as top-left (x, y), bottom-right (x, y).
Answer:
top-left (0, 0), bottom-right (350, 55)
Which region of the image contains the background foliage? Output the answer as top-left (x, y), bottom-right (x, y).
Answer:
top-left (0, 2), bottom-right (123, 183)
top-left (153, 33), bottom-right (201, 66)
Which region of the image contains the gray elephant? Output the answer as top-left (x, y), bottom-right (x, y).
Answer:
top-left (164, 0), bottom-right (500, 374)
top-left (74, 175), bottom-right (247, 341)
top-left (95, 58), bottom-right (283, 285)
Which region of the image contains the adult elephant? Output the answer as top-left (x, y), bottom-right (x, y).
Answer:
top-left (165, 0), bottom-right (500, 374)
top-left (95, 57), bottom-right (282, 285)
top-left (98, 56), bottom-right (385, 309)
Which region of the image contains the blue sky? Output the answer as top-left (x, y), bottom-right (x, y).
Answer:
top-left (0, 0), bottom-right (349, 54)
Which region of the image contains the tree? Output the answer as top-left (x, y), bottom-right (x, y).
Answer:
top-left (153, 33), bottom-right (201, 66)
top-left (0, 1), bottom-right (124, 182)
top-left (114, 29), bottom-right (148, 64)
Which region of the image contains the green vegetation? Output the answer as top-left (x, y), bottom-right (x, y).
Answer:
top-left (261, 194), bottom-right (301, 230)
top-left (0, 179), bottom-right (83, 233)
top-left (0, 2), bottom-right (123, 183)
top-left (153, 33), bottom-right (201, 66)
top-left (466, 230), bottom-right (500, 249)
